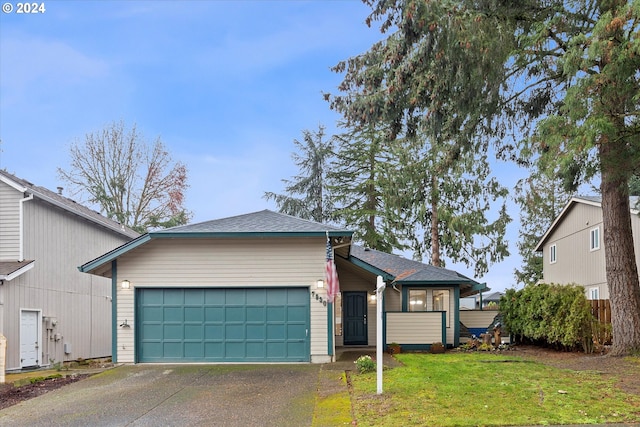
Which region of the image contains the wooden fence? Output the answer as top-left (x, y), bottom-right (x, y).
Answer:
top-left (590, 299), bottom-right (612, 345)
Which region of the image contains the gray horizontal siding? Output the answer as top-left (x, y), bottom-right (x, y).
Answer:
top-left (0, 181), bottom-right (21, 260)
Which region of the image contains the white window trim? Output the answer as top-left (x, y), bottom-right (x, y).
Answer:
top-left (550, 244), bottom-right (557, 264)
top-left (590, 227), bottom-right (600, 251)
top-left (588, 287), bottom-right (599, 300)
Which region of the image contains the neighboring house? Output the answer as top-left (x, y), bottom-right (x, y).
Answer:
top-left (0, 170), bottom-right (139, 371)
top-left (79, 210), bottom-right (487, 364)
top-left (534, 196), bottom-right (640, 299)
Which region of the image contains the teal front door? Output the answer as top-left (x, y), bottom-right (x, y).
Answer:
top-left (136, 288), bottom-right (310, 362)
top-left (343, 291), bottom-right (368, 345)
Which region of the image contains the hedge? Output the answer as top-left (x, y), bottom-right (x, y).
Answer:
top-left (500, 283), bottom-right (594, 352)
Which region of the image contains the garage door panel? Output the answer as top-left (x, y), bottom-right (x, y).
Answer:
top-left (185, 289), bottom-right (204, 304)
top-left (225, 307), bottom-right (245, 321)
top-left (185, 307), bottom-right (203, 321)
top-left (164, 324), bottom-right (183, 339)
top-left (246, 324), bottom-right (266, 339)
top-left (205, 325), bottom-right (223, 339)
top-left (205, 307), bottom-right (223, 321)
top-left (137, 288), bottom-right (309, 362)
top-left (266, 306), bottom-right (285, 321)
top-left (185, 324), bottom-right (202, 339)
top-left (247, 307), bottom-right (265, 321)
top-left (246, 289), bottom-right (267, 305)
top-left (225, 324), bottom-right (245, 339)
top-left (267, 289), bottom-right (286, 304)
top-left (287, 324), bottom-right (306, 339)
top-left (143, 306), bottom-right (162, 319)
top-left (225, 289), bottom-right (246, 304)
top-left (163, 289), bottom-right (184, 304)
top-left (184, 342), bottom-right (203, 358)
top-left (142, 323), bottom-right (163, 340)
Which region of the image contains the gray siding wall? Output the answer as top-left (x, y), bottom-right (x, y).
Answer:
top-left (0, 181), bottom-right (22, 260)
top-left (2, 198), bottom-right (130, 370)
top-left (542, 202), bottom-right (640, 299)
top-left (114, 237), bottom-right (329, 363)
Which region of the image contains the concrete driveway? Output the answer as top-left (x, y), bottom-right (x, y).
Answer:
top-left (0, 364), bottom-right (322, 427)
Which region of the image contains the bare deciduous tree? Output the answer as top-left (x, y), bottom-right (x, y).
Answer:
top-left (58, 121), bottom-right (191, 233)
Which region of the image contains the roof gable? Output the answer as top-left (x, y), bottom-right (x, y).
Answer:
top-left (0, 169), bottom-right (139, 239)
top-left (80, 210), bottom-right (353, 275)
top-left (534, 196), bottom-right (639, 252)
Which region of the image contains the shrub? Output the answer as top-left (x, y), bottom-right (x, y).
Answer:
top-left (354, 355), bottom-right (376, 374)
top-left (500, 283), bottom-right (594, 351)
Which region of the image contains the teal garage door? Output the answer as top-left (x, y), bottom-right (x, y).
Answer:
top-left (136, 288), bottom-right (310, 362)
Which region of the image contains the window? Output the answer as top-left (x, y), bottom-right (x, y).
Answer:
top-left (590, 227), bottom-right (600, 251)
top-left (408, 290), bottom-right (427, 312)
top-left (550, 244), bottom-right (557, 264)
top-left (433, 290), bottom-right (450, 327)
top-left (588, 287), bottom-right (599, 300)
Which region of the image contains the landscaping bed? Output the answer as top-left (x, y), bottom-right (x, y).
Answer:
top-left (0, 374), bottom-right (89, 410)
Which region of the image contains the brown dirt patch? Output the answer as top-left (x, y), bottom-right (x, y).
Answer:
top-left (0, 374), bottom-right (89, 410)
top-left (511, 345), bottom-right (640, 396)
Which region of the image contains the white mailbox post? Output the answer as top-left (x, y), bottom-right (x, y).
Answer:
top-left (376, 275), bottom-right (386, 394)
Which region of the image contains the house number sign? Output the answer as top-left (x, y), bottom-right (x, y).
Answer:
top-left (310, 291), bottom-right (327, 307)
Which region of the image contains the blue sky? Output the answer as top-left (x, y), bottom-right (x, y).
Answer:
top-left (0, 0), bottom-right (525, 292)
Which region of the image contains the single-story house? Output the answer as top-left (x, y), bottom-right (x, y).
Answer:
top-left (79, 210), bottom-right (487, 363)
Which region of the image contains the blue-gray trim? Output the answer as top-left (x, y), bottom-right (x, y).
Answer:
top-left (328, 303), bottom-right (334, 356)
top-left (79, 234), bottom-right (151, 273)
top-left (441, 311), bottom-right (447, 347)
top-left (111, 260), bottom-right (117, 364)
top-left (454, 286), bottom-right (460, 347)
top-left (347, 256), bottom-right (394, 281)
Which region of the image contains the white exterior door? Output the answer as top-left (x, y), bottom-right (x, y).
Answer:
top-left (20, 310), bottom-right (40, 367)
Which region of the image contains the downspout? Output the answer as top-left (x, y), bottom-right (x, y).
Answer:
top-left (19, 193), bottom-right (34, 261)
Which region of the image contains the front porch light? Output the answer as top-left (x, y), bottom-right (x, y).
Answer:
top-left (316, 279), bottom-right (324, 288)
top-left (121, 280), bottom-right (131, 289)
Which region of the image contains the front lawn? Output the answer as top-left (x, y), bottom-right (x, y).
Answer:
top-left (351, 353), bottom-right (640, 426)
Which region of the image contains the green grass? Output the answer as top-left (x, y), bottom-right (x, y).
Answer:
top-left (351, 353), bottom-right (640, 426)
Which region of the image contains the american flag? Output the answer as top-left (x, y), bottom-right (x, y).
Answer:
top-left (325, 235), bottom-right (340, 303)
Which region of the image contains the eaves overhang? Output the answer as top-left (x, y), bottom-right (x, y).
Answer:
top-left (346, 255), bottom-right (395, 282)
top-left (78, 234), bottom-right (151, 273)
top-left (0, 260), bottom-right (35, 281)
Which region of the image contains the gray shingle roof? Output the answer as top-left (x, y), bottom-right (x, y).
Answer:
top-left (0, 169), bottom-right (139, 239)
top-left (349, 245), bottom-right (479, 285)
top-left (155, 210), bottom-right (351, 235)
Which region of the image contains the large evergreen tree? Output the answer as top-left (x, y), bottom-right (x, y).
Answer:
top-left (328, 124), bottom-right (403, 252)
top-left (328, 0), bottom-right (640, 354)
top-left (514, 167), bottom-right (572, 286)
top-left (388, 134), bottom-right (509, 276)
top-left (327, 1), bottom-right (513, 277)
top-left (264, 125), bottom-right (334, 223)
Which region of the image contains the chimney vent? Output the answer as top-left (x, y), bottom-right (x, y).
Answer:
top-left (57, 187), bottom-right (63, 195)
